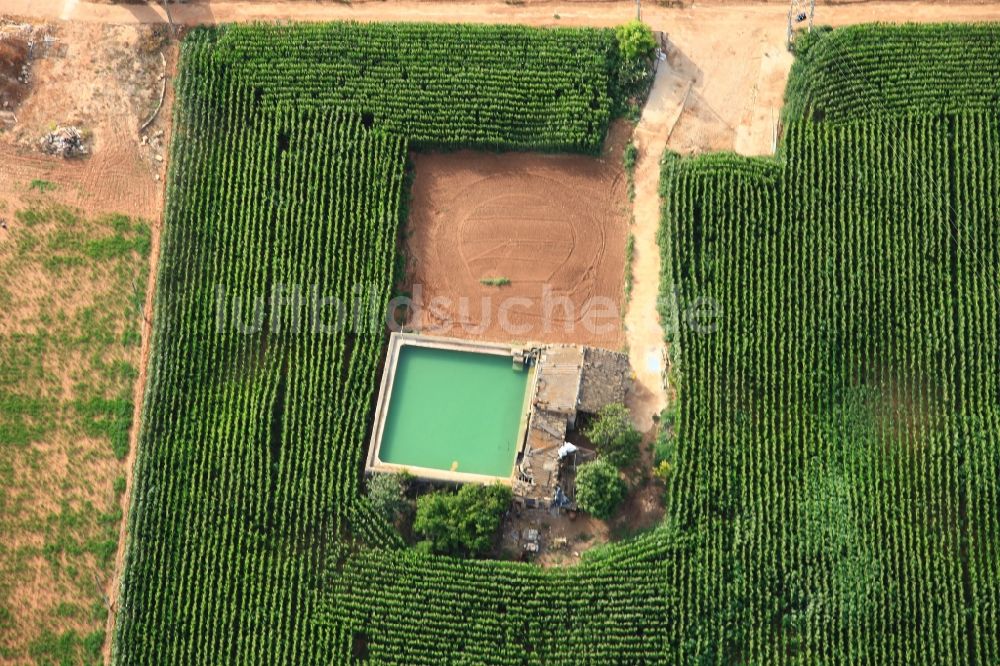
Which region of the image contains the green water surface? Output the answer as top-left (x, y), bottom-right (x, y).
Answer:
top-left (379, 345), bottom-right (528, 477)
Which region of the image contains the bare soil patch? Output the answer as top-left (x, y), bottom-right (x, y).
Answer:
top-left (405, 122), bottom-right (630, 348)
top-left (0, 21), bottom-right (171, 221)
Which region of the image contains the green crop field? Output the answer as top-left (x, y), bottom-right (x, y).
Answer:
top-left (113, 20), bottom-right (1000, 665)
top-left (112, 21), bottom-right (645, 665)
top-left (659, 23), bottom-right (1000, 664)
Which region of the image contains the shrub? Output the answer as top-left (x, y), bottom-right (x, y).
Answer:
top-left (479, 277), bottom-right (511, 287)
top-left (585, 402), bottom-right (641, 469)
top-left (615, 20), bottom-right (656, 62)
top-left (414, 483), bottom-right (512, 557)
top-left (623, 142), bottom-right (638, 171)
top-left (575, 459), bottom-right (626, 520)
top-left (366, 473), bottom-right (408, 523)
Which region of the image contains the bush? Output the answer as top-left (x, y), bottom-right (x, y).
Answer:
top-left (414, 483), bottom-right (512, 557)
top-left (623, 142), bottom-right (638, 171)
top-left (789, 25), bottom-right (833, 56)
top-left (585, 402), bottom-right (641, 469)
top-left (615, 20), bottom-right (656, 62)
top-left (610, 21), bottom-right (656, 114)
top-left (366, 473), bottom-right (408, 523)
top-left (575, 460), bottom-right (626, 520)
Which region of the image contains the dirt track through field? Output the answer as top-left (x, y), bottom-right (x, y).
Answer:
top-left (623, 62), bottom-right (675, 431)
top-left (98, 41), bottom-right (174, 665)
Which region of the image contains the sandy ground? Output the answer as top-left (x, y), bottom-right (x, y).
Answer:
top-left (0, 21), bottom-right (170, 219)
top-left (623, 62), bottom-right (673, 431)
top-left (405, 123), bottom-right (629, 349)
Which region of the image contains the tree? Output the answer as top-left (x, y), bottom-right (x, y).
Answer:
top-left (414, 483), bottom-right (512, 557)
top-left (366, 473), bottom-right (408, 523)
top-left (575, 459), bottom-right (626, 520)
top-left (615, 20), bottom-right (657, 63)
top-left (585, 402), bottom-right (641, 469)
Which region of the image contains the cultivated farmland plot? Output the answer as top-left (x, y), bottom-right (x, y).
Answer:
top-left (114, 20), bottom-right (1000, 665)
top-left (660, 23), bottom-right (1000, 664)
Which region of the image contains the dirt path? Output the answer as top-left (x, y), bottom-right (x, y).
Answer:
top-left (622, 60), bottom-right (680, 431)
top-left (8, 0), bottom-right (1000, 29)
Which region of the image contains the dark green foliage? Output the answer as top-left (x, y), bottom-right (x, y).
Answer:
top-left (196, 21), bottom-right (631, 153)
top-left (584, 402), bottom-right (641, 469)
top-left (325, 529), bottom-right (684, 663)
top-left (788, 24), bottom-right (833, 57)
top-left (574, 459), bottom-right (626, 520)
top-left (413, 483), bottom-right (512, 557)
top-left (784, 23), bottom-right (1000, 123)
top-left (609, 21), bottom-right (656, 114)
top-left (117, 19), bottom-right (1000, 666)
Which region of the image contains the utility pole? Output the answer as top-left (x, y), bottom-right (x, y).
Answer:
top-left (787, 0), bottom-right (816, 48)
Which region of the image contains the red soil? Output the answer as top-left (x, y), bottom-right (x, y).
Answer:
top-left (405, 124), bottom-right (629, 349)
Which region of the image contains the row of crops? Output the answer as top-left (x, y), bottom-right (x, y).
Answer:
top-left (659, 48), bottom-right (1000, 665)
top-left (323, 532), bottom-right (683, 664)
top-left (113, 38), bottom-right (407, 662)
top-left (193, 22), bottom-right (625, 153)
top-left (784, 23), bottom-right (1000, 123)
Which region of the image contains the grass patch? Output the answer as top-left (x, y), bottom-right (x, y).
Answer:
top-left (479, 277), bottom-right (511, 287)
top-left (0, 205), bottom-right (147, 662)
top-left (29, 179), bottom-right (57, 193)
top-left (624, 140), bottom-right (637, 202)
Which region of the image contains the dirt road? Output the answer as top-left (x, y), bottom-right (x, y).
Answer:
top-left (9, 0), bottom-right (1000, 28)
top-left (624, 61), bottom-right (675, 431)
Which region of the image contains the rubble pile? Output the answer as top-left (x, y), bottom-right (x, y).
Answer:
top-left (40, 125), bottom-right (88, 158)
